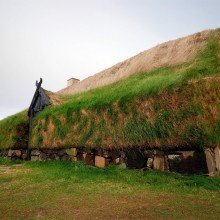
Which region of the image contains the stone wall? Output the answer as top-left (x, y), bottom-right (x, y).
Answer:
top-left (1, 146), bottom-right (220, 175)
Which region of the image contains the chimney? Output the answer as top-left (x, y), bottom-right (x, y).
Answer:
top-left (67, 78), bottom-right (80, 87)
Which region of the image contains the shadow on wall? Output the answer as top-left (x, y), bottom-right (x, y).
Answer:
top-left (168, 151), bottom-right (208, 174)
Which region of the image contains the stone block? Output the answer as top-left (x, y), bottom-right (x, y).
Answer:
top-left (22, 153), bottom-right (27, 160)
top-left (66, 148), bottom-right (77, 156)
top-left (42, 149), bottom-right (53, 154)
top-left (176, 151), bottom-right (194, 158)
top-left (114, 157), bottom-right (121, 165)
top-left (61, 155), bottom-right (71, 161)
top-left (31, 150), bottom-right (41, 156)
top-left (168, 154), bottom-right (181, 161)
top-left (11, 150), bottom-right (22, 157)
top-left (55, 155), bottom-right (60, 160)
top-left (103, 150), bottom-right (110, 158)
top-left (95, 156), bottom-right (109, 168)
top-left (83, 153), bottom-right (94, 165)
top-left (31, 156), bottom-right (39, 161)
top-left (57, 149), bottom-right (66, 156)
top-left (119, 163), bottom-right (126, 168)
top-left (205, 148), bottom-right (216, 175)
top-left (214, 146), bottom-right (220, 171)
top-left (146, 158), bottom-right (153, 168)
top-left (8, 149), bottom-right (12, 157)
top-left (144, 150), bottom-right (154, 157)
top-left (72, 157), bottom-right (77, 162)
top-left (48, 154), bottom-right (56, 160)
top-left (153, 155), bottom-right (168, 171)
top-left (0, 150), bottom-right (7, 157)
top-left (39, 153), bottom-right (47, 161)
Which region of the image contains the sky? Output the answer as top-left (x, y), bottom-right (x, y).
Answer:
top-left (0, 0), bottom-right (220, 120)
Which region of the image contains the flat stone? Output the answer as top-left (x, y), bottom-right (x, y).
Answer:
top-left (176, 151), bottom-right (194, 158)
top-left (39, 153), bottom-right (47, 161)
top-left (146, 158), bottom-right (153, 168)
top-left (153, 155), bottom-right (169, 171)
top-left (66, 148), bottom-right (77, 156)
top-left (11, 150), bottom-right (22, 157)
top-left (22, 153), bottom-right (27, 160)
top-left (0, 150), bottom-right (8, 157)
top-left (72, 157), bottom-right (77, 162)
top-left (168, 154), bottom-right (181, 161)
top-left (8, 149), bottom-right (12, 157)
top-left (48, 154), bottom-right (56, 160)
top-left (31, 150), bottom-right (41, 156)
top-left (144, 150), bottom-right (154, 156)
top-left (103, 150), bottom-right (110, 158)
top-left (214, 146), bottom-right (220, 171)
top-left (55, 155), bottom-right (60, 160)
top-left (205, 148), bottom-right (216, 175)
top-left (57, 149), bottom-right (66, 156)
top-left (61, 155), bottom-right (71, 161)
top-left (119, 163), bottom-right (126, 168)
top-left (31, 156), bottom-right (39, 161)
top-left (114, 157), bottom-right (121, 165)
top-left (95, 156), bottom-right (109, 168)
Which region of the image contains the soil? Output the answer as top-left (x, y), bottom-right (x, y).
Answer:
top-left (58, 30), bottom-right (213, 95)
top-left (43, 89), bottom-right (64, 106)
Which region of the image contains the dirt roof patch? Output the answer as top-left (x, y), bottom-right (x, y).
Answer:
top-left (58, 30), bottom-right (213, 95)
top-left (43, 89), bottom-right (64, 106)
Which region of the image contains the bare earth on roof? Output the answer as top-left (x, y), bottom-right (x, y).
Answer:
top-left (58, 30), bottom-right (213, 95)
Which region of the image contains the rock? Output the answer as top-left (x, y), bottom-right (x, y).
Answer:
top-left (39, 153), bottom-right (47, 161)
top-left (144, 150), bottom-right (154, 157)
top-left (48, 154), bottom-right (56, 160)
top-left (103, 150), bottom-right (110, 158)
top-left (42, 149), bottom-right (53, 154)
top-left (66, 148), bottom-right (77, 156)
top-left (72, 157), bottom-right (77, 162)
top-left (214, 146), bottom-right (220, 171)
top-left (55, 155), bottom-right (60, 160)
top-left (61, 155), bottom-right (71, 161)
top-left (119, 163), bottom-right (126, 168)
top-left (95, 156), bottom-right (109, 168)
top-left (183, 151), bottom-right (194, 157)
top-left (83, 153), bottom-right (94, 165)
top-left (153, 155), bottom-right (169, 171)
top-left (168, 154), bottom-right (181, 161)
top-left (31, 156), bottom-right (39, 161)
top-left (31, 150), bottom-right (41, 156)
top-left (146, 158), bottom-right (153, 168)
top-left (205, 148), bottom-right (216, 175)
top-left (11, 150), bottom-right (22, 157)
top-left (22, 153), bottom-right (28, 160)
top-left (114, 157), bottom-right (121, 165)
top-left (57, 149), bottom-right (66, 156)
top-left (8, 149), bottom-right (12, 157)
top-left (0, 150), bottom-right (8, 157)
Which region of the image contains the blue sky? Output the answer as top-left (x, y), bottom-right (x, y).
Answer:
top-left (0, 0), bottom-right (220, 120)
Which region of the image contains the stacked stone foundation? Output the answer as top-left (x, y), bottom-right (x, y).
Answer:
top-left (1, 146), bottom-right (220, 175)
